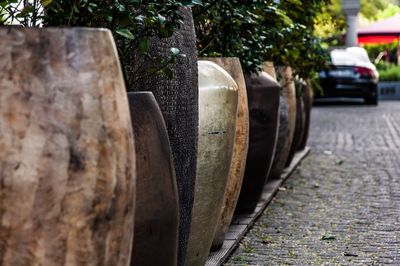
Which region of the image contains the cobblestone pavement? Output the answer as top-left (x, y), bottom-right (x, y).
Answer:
top-left (226, 101), bottom-right (400, 265)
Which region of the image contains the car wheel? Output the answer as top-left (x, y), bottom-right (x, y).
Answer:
top-left (364, 95), bottom-right (378, 105)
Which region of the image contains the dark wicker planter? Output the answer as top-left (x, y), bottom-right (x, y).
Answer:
top-left (0, 28), bottom-right (136, 265)
top-left (202, 58), bottom-right (250, 251)
top-left (235, 72), bottom-right (280, 214)
top-left (127, 8), bottom-right (198, 266)
top-left (128, 92), bottom-right (179, 266)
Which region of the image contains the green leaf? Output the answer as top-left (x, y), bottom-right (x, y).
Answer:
top-left (139, 38), bottom-right (150, 53)
top-left (115, 28), bottom-right (135, 40)
top-left (286, 0), bottom-right (302, 6)
top-left (321, 235), bottom-right (336, 241)
top-left (164, 68), bottom-right (173, 79)
top-left (41, 0), bottom-right (53, 7)
top-left (16, 6), bottom-right (34, 18)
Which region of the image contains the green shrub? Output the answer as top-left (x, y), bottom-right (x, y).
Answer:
top-left (0, 0), bottom-right (200, 87)
top-left (379, 65), bottom-right (400, 82)
top-left (194, 0), bottom-right (330, 79)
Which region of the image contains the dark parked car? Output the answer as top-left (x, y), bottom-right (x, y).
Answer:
top-left (318, 47), bottom-right (379, 105)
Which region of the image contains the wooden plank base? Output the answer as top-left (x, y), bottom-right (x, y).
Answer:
top-left (206, 147), bottom-right (311, 266)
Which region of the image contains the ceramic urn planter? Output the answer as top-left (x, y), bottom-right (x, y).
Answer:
top-left (235, 72), bottom-right (280, 214)
top-left (0, 28), bottom-right (136, 265)
top-left (269, 66), bottom-right (297, 180)
top-left (203, 58), bottom-right (250, 251)
top-left (298, 80), bottom-right (314, 151)
top-left (128, 92), bottom-right (179, 266)
top-left (128, 8), bottom-right (198, 265)
top-left (186, 61), bottom-right (238, 266)
top-left (285, 82), bottom-right (306, 166)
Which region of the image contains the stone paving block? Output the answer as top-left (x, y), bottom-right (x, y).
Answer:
top-left (225, 101), bottom-right (400, 265)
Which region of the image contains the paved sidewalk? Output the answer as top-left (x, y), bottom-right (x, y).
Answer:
top-left (226, 101), bottom-right (400, 265)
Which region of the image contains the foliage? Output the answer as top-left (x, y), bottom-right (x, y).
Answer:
top-left (194, 0), bottom-right (330, 80)
top-left (363, 41), bottom-right (398, 64)
top-left (378, 64), bottom-right (400, 81)
top-left (194, 0), bottom-right (287, 74)
top-left (314, 0), bottom-right (346, 47)
top-left (0, 0), bottom-right (200, 88)
top-left (374, 3), bottom-right (400, 20)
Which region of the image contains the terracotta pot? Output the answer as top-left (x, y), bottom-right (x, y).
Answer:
top-left (285, 83), bottom-right (306, 166)
top-left (186, 61), bottom-right (238, 266)
top-left (128, 92), bottom-right (179, 266)
top-left (268, 66), bottom-right (297, 180)
top-left (128, 8), bottom-right (198, 265)
top-left (201, 58), bottom-right (249, 251)
top-left (298, 80), bottom-right (314, 151)
top-left (235, 72), bottom-right (280, 214)
top-left (0, 28), bottom-right (136, 265)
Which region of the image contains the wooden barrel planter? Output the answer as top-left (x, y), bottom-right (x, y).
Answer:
top-left (285, 82), bottom-right (306, 167)
top-left (268, 66), bottom-right (297, 180)
top-left (127, 8), bottom-right (198, 265)
top-left (186, 61), bottom-right (238, 266)
top-left (128, 92), bottom-right (179, 266)
top-left (235, 72), bottom-right (280, 214)
top-left (202, 58), bottom-right (249, 251)
top-left (263, 61), bottom-right (277, 80)
top-left (298, 80), bottom-right (314, 151)
top-left (0, 28), bottom-right (136, 265)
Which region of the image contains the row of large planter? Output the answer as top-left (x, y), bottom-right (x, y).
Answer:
top-left (0, 9), bottom-right (314, 266)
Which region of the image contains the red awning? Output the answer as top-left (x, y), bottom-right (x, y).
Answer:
top-left (358, 14), bottom-right (400, 44)
top-left (358, 35), bottom-right (398, 45)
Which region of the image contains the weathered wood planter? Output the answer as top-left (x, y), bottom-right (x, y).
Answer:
top-left (298, 80), bottom-right (314, 151)
top-left (128, 8), bottom-right (198, 265)
top-left (186, 61), bottom-right (238, 266)
top-left (286, 84), bottom-right (306, 166)
top-left (0, 28), bottom-right (136, 265)
top-left (128, 92), bottom-right (179, 266)
top-left (263, 61), bottom-right (277, 79)
top-left (235, 72), bottom-right (280, 214)
top-left (203, 58), bottom-right (250, 251)
top-left (269, 66), bottom-right (297, 180)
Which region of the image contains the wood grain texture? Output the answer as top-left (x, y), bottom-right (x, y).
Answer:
top-left (298, 80), bottom-right (314, 150)
top-left (235, 72), bottom-right (280, 214)
top-left (0, 28), bottom-right (136, 266)
top-left (263, 61), bottom-right (277, 80)
top-left (269, 66), bottom-right (297, 180)
top-left (202, 58), bottom-right (249, 251)
top-left (285, 88), bottom-right (306, 167)
top-left (128, 92), bottom-right (179, 266)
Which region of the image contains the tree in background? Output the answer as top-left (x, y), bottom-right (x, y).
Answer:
top-left (194, 0), bottom-right (330, 80)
